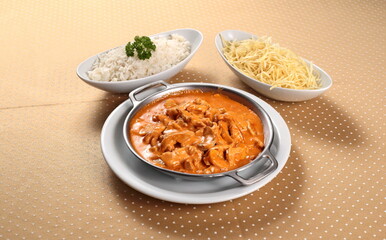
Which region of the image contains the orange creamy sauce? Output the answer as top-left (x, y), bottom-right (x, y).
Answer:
top-left (129, 90), bottom-right (264, 174)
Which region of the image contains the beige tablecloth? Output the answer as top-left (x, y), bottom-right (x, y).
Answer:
top-left (0, 0), bottom-right (384, 239)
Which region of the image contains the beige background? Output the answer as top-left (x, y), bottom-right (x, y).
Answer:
top-left (0, 0), bottom-right (384, 239)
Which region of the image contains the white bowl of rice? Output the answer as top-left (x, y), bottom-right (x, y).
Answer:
top-left (77, 28), bottom-right (203, 93)
top-left (215, 30), bottom-right (332, 102)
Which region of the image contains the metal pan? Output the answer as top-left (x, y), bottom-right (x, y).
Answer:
top-left (122, 80), bottom-right (278, 185)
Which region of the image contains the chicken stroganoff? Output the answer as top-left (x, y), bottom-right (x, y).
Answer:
top-left (129, 90), bottom-right (265, 174)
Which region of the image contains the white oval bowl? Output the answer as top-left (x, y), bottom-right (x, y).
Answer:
top-left (76, 28), bottom-right (203, 93)
top-left (215, 30), bottom-right (332, 102)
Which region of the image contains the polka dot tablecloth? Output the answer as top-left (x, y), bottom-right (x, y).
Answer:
top-left (0, 0), bottom-right (384, 239)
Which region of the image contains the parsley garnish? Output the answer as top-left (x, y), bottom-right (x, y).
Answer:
top-left (125, 36), bottom-right (156, 60)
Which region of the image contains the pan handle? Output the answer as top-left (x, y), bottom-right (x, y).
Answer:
top-left (226, 150), bottom-right (278, 186)
top-left (128, 80), bottom-right (171, 106)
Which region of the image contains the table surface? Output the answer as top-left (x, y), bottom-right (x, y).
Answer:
top-left (0, 0), bottom-right (384, 239)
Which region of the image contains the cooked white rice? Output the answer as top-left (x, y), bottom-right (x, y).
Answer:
top-left (87, 34), bottom-right (191, 82)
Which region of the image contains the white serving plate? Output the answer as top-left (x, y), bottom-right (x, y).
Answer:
top-left (100, 84), bottom-right (291, 204)
top-left (76, 28), bottom-right (203, 93)
top-left (215, 30), bottom-right (332, 102)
